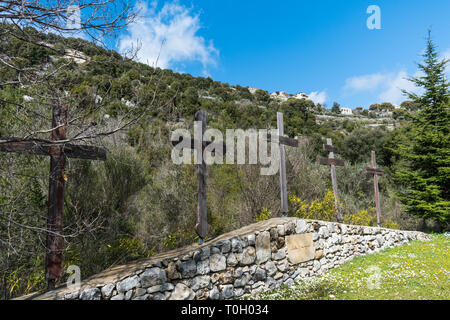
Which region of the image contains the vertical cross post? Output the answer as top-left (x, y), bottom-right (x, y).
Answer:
top-left (277, 112), bottom-right (288, 217)
top-left (194, 110), bottom-right (208, 243)
top-left (317, 138), bottom-right (344, 223)
top-left (45, 103), bottom-right (67, 290)
top-left (366, 151), bottom-right (384, 228)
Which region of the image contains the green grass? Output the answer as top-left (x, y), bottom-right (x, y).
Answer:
top-left (251, 234), bottom-right (450, 300)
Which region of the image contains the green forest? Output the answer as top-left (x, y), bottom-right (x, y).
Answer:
top-left (0, 23), bottom-right (448, 299)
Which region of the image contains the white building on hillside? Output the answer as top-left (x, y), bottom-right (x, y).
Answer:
top-left (340, 107), bottom-right (353, 115)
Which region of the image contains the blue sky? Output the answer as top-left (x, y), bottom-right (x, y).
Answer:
top-left (114, 0), bottom-right (450, 109)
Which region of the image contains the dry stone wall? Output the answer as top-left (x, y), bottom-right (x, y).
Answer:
top-left (22, 218), bottom-right (429, 300)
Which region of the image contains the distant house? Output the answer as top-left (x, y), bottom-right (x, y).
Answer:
top-left (340, 107), bottom-right (353, 115)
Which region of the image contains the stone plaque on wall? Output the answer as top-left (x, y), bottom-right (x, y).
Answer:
top-left (286, 233), bottom-right (315, 264)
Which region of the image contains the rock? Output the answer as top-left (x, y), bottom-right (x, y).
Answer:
top-left (314, 250), bottom-right (324, 260)
top-left (234, 273), bottom-right (251, 287)
top-left (169, 283), bottom-right (195, 300)
top-left (132, 294), bottom-right (149, 300)
top-left (117, 275), bottom-right (140, 293)
top-left (190, 275), bottom-right (211, 291)
top-left (285, 221), bottom-right (296, 234)
top-left (179, 260), bottom-right (197, 278)
top-left (239, 246), bottom-right (256, 265)
top-left (140, 267), bottom-right (167, 287)
top-left (318, 226), bottom-right (329, 238)
top-left (197, 259), bottom-right (210, 275)
top-left (235, 288), bottom-right (245, 297)
top-left (296, 220), bottom-right (308, 234)
top-left (153, 293), bottom-right (166, 300)
top-left (101, 283), bottom-right (115, 298)
top-left (255, 231), bottom-right (271, 264)
top-left (220, 284), bottom-right (234, 299)
top-left (254, 267), bottom-right (267, 281)
top-left (376, 235), bottom-right (385, 247)
top-left (264, 261), bottom-right (277, 277)
top-left (167, 261), bottom-right (181, 280)
top-left (110, 293), bottom-right (125, 300)
top-left (125, 290), bottom-right (133, 300)
top-left (160, 283), bottom-right (174, 291)
top-left (147, 285), bottom-right (161, 294)
top-left (284, 278), bottom-right (294, 287)
top-left (231, 237), bottom-right (243, 252)
top-left (210, 254), bottom-right (227, 272)
top-left (135, 287), bottom-right (147, 297)
top-left (273, 249), bottom-right (286, 260)
top-left (277, 260), bottom-right (289, 272)
top-left (227, 253), bottom-right (238, 266)
top-left (220, 240), bottom-right (231, 253)
top-left (79, 287), bottom-right (101, 300)
top-left (194, 247), bottom-right (210, 262)
top-left (247, 234), bottom-right (256, 246)
top-left (64, 291), bottom-right (79, 300)
top-left (270, 228), bottom-right (278, 241)
top-left (313, 260), bottom-right (321, 272)
top-left (219, 268), bottom-right (234, 285)
top-left (277, 225), bottom-right (285, 236)
top-left (209, 286), bottom-right (220, 300)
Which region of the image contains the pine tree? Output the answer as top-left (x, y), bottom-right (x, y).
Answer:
top-left (395, 31), bottom-right (450, 228)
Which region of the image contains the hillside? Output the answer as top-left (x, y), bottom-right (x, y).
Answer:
top-left (0, 26), bottom-right (443, 299)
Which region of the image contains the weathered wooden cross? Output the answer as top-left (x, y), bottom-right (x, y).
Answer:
top-left (365, 151), bottom-right (384, 227)
top-left (0, 104), bottom-right (107, 290)
top-left (171, 110), bottom-right (225, 244)
top-left (317, 138), bottom-right (344, 222)
top-left (267, 112), bottom-right (299, 217)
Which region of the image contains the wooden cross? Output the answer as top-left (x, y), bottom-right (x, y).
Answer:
top-left (267, 112), bottom-right (299, 217)
top-left (171, 110), bottom-right (225, 244)
top-left (365, 151), bottom-right (384, 227)
top-left (317, 138), bottom-right (344, 222)
top-left (0, 104), bottom-right (106, 290)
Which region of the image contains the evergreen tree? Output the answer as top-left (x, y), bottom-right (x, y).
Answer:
top-left (395, 31), bottom-right (450, 228)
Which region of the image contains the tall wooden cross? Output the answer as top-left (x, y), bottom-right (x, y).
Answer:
top-left (0, 104), bottom-right (107, 290)
top-left (171, 110), bottom-right (225, 244)
top-left (365, 151), bottom-right (384, 227)
top-left (267, 112), bottom-right (299, 217)
top-left (317, 138), bottom-right (344, 222)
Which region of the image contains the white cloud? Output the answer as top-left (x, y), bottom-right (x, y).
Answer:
top-left (343, 70), bottom-right (421, 105)
top-left (344, 73), bottom-right (386, 91)
top-left (119, 1), bottom-right (218, 71)
top-left (308, 91), bottom-right (327, 105)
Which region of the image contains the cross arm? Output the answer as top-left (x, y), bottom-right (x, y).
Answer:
top-left (365, 167), bottom-right (384, 175)
top-left (323, 144), bottom-right (338, 153)
top-left (0, 137), bottom-right (107, 160)
top-left (317, 156), bottom-right (345, 167)
top-left (266, 133), bottom-right (299, 147)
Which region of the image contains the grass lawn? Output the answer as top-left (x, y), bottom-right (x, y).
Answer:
top-left (250, 233), bottom-right (449, 300)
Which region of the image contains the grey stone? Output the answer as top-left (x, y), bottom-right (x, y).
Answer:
top-left (273, 249), bottom-right (286, 260)
top-left (190, 275), bottom-right (210, 291)
top-left (255, 231), bottom-right (271, 264)
top-left (254, 267), bottom-right (267, 281)
top-left (209, 286), bottom-right (220, 300)
top-left (125, 290), bottom-right (133, 300)
top-left (132, 294), bottom-right (149, 300)
top-left (231, 237), bottom-right (243, 252)
top-left (210, 254), bottom-right (227, 272)
top-left (277, 225), bottom-right (285, 236)
top-left (147, 285), bottom-right (162, 294)
top-left (101, 283), bottom-right (115, 298)
top-left (169, 283), bottom-right (195, 300)
top-left (284, 278), bottom-right (294, 287)
top-left (296, 220), bottom-right (308, 234)
top-left (140, 267), bottom-right (167, 287)
top-left (264, 261), bottom-right (277, 277)
top-left (220, 240), bottom-right (231, 253)
top-left (64, 291), bottom-right (79, 300)
top-left (247, 234), bottom-right (256, 246)
top-left (110, 293), bottom-right (125, 300)
top-left (179, 259), bottom-right (197, 278)
top-left (220, 284), bottom-right (234, 299)
top-left (117, 275), bottom-right (140, 293)
top-left (234, 273), bottom-right (251, 287)
top-left (135, 287), bottom-right (147, 296)
top-left (227, 253), bottom-right (238, 266)
top-left (235, 288), bottom-right (245, 297)
top-left (153, 293), bottom-right (166, 300)
top-left (167, 261), bottom-right (181, 280)
top-left (160, 283), bottom-right (175, 291)
top-left (197, 259), bottom-right (210, 275)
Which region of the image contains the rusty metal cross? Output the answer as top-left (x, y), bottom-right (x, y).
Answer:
top-left (365, 151), bottom-right (384, 227)
top-left (317, 138), bottom-right (344, 223)
top-left (0, 104), bottom-right (106, 290)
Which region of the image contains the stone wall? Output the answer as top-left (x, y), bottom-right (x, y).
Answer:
top-left (20, 218), bottom-right (429, 300)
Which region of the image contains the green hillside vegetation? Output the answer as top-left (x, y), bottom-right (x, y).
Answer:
top-left (0, 25), bottom-right (448, 298)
